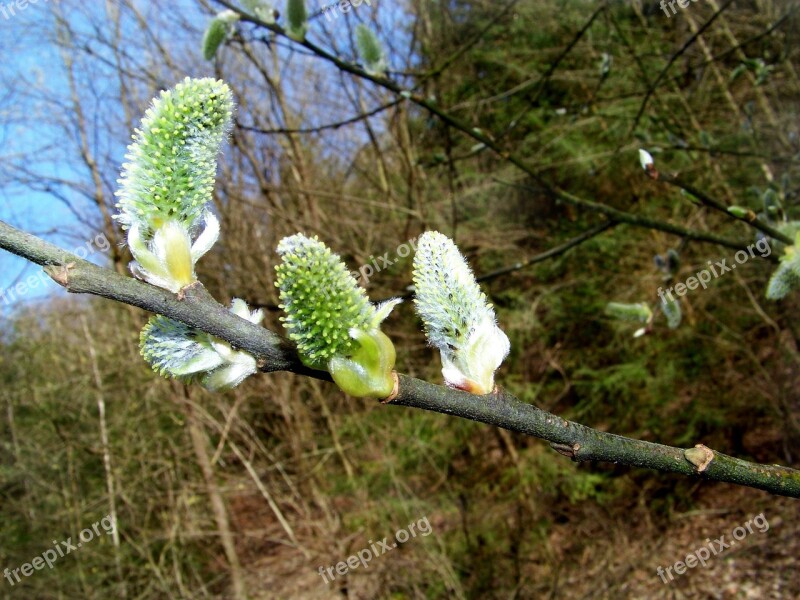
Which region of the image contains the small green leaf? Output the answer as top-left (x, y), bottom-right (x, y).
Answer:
top-left (286, 0), bottom-right (307, 41)
top-left (201, 11), bottom-right (240, 61)
top-left (355, 24), bottom-right (386, 75)
top-left (660, 296), bottom-right (682, 329)
top-left (605, 302), bottom-right (652, 324)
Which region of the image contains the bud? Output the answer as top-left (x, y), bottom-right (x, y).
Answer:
top-left (286, 0), bottom-right (307, 41)
top-left (727, 205), bottom-right (753, 220)
top-left (140, 299), bottom-right (263, 391)
top-left (275, 234), bottom-right (400, 398)
top-left (114, 78), bottom-right (233, 293)
top-left (638, 149), bottom-right (654, 171)
top-left (202, 10), bottom-right (240, 60)
top-left (666, 249), bottom-right (680, 274)
top-left (355, 24), bottom-right (387, 75)
top-left (639, 149), bottom-right (658, 179)
top-left (412, 232), bottom-right (510, 394)
top-left (242, 0), bottom-right (275, 23)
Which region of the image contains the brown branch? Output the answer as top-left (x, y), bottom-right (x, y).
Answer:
top-left (657, 172), bottom-right (793, 246)
top-left (235, 99), bottom-right (401, 135)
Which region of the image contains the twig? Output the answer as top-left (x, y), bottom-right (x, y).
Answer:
top-left (495, 178), bottom-right (768, 256)
top-left (474, 221), bottom-right (616, 284)
top-left (235, 99), bottom-right (402, 135)
top-left (658, 173), bottom-right (793, 245)
top-left (627, 0), bottom-right (736, 138)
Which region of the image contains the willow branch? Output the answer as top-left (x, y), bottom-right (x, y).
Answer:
top-left (2, 219), bottom-right (799, 497)
top-left (496, 178), bottom-right (768, 256)
top-left (235, 99), bottom-right (401, 135)
top-left (657, 172), bottom-right (793, 245)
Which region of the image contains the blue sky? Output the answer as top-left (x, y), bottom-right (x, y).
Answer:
top-left (0, 0), bottom-right (90, 312)
top-left (0, 0), bottom-right (410, 315)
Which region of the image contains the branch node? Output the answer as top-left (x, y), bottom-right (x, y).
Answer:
top-left (177, 281), bottom-right (203, 301)
top-left (644, 164), bottom-right (659, 180)
top-left (380, 371), bottom-right (400, 404)
top-left (684, 444), bottom-right (714, 472)
top-left (44, 262), bottom-right (77, 289)
top-left (550, 442), bottom-right (581, 459)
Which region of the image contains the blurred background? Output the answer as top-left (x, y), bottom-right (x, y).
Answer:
top-left (1, 0), bottom-right (799, 597)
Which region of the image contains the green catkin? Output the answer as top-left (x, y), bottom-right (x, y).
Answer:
top-left (412, 231), bottom-right (509, 394)
top-left (355, 24), bottom-right (386, 74)
top-left (767, 232), bottom-right (800, 300)
top-left (660, 297), bottom-right (682, 329)
top-left (605, 302), bottom-right (652, 324)
top-left (202, 11), bottom-right (240, 61)
top-left (285, 0), bottom-right (307, 41)
top-left (275, 234), bottom-right (400, 398)
top-left (115, 77), bottom-right (233, 234)
top-left (275, 234), bottom-right (374, 365)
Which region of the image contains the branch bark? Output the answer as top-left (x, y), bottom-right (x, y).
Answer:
top-left (2, 219), bottom-right (799, 497)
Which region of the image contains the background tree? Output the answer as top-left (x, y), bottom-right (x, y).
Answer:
top-left (1, 1), bottom-right (800, 598)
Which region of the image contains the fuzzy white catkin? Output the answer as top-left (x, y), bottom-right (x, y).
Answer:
top-left (412, 231), bottom-right (510, 394)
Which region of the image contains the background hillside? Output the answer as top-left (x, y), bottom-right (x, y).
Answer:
top-left (1, 0), bottom-right (799, 598)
